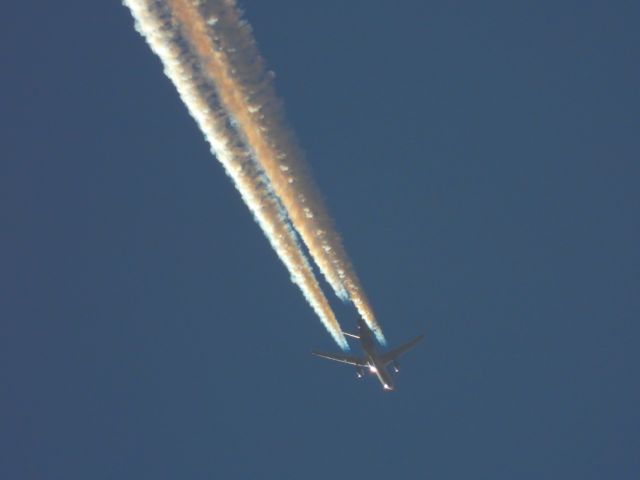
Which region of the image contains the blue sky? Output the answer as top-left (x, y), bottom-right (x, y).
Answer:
top-left (3, 1), bottom-right (639, 478)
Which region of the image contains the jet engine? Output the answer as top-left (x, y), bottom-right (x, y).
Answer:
top-left (355, 366), bottom-right (364, 379)
top-left (392, 360), bottom-right (400, 373)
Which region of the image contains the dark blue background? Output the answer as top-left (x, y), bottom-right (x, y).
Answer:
top-left (3, 1), bottom-right (638, 478)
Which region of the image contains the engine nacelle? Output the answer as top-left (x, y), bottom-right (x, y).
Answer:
top-left (392, 360), bottom-right (400, 373)
top-left (355, 366), bottom-right (364, 379)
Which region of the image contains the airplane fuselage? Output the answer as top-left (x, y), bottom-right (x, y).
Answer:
top-left (358, 320), bottom-right (395, 390)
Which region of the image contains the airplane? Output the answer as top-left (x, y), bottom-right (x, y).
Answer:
top-left (312, 318), bottom-right (424, 391)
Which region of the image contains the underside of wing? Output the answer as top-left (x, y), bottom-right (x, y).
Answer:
top-left (311, 351), bottom-right (368, 367)
top-left (381, 334), bottom-right (425, 365)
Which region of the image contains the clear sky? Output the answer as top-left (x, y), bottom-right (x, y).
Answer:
top-left (3, 1), bottom-right (639, 478)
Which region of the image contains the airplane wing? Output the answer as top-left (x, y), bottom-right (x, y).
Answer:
top-left (311, 351), bottom-right (368, 367)
top-left (380, 334), bottom-right (425, 366)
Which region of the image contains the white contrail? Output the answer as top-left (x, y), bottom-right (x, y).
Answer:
top-left (160, 0), bottom-right (386, 343)
top-left (123, 0), bottom-right (349, 350)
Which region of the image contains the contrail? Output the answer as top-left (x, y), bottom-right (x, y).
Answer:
top-left (170, 0), bottom-right (385, 344)
top-left (124, 0), bottom-right (386, 344)
top-left (124, 0), bottom-right (349, 350)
